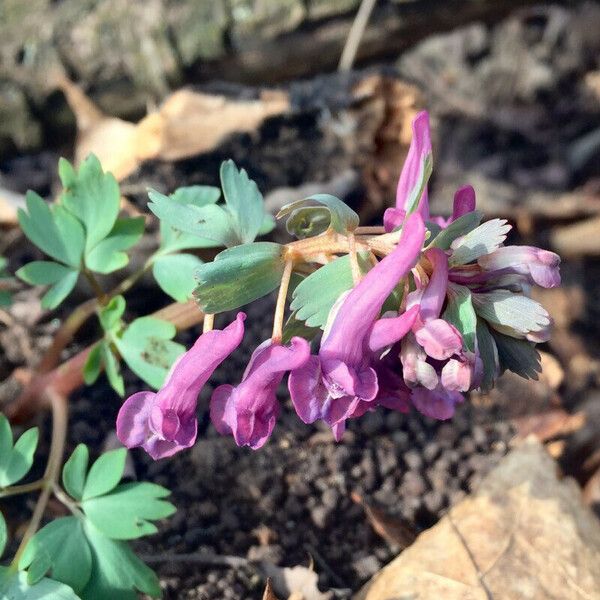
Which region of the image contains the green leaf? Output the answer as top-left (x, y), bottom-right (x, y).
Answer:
top-left (278, 193), bottom-right (359, 236)
top-left (0, 415), bottom-right (11, 462)
top-left (0, 291), bottom-right (11, 307)
top-left (281, 311), bottom-right (320, 345)
top-left (85, 218), bottom-right (145, 274)
top-left (62, 444), bottom-right (89, 501)
top-left (99, 296), bottom-right (126, 333)
top-left (19, 517), bottom-right (92, 594)
top-left (82, 482), bottom-right (175, 540)
top-left (282, 206), bottom-right (331, 239)
top-left (101, 343), bottom-right (124, 397)
top-left (60, 155), bottom-right (120, 254)
top-left (476, 319), bottom-right (499, 392)
top-left (170, 185), bottom-right (221, 207)
top-left (81, 522), bottom-right (161, 600)
top-left (405, 153), bottom-right (433, 216)
top-left (25, 551), bottom-right (52, 586)
top-left (40, 270), bottom-right (79, 310)
top-left (82, 448), bottom-right (127, 501)
top-left (0, 567), bottom-right (81, 600)
top-left (52, 206), bottom-right (86, 269)
top-left (16, 261), bottom-right (74, 286)
top-left (83, 344), bottom-right (103, 385)
top-left (152, 253), bottom-right (203, 302)
top-left (18, 192), bottom-right (81, 267)
top-left (491, 330), bottom-right (541, 380)
top-left (115, 318), bottom-right (184, 390)
top-left (449, 218), bottom-right (512, 266)
top-left (220, 159), bottom-right (265, 244)
top-left (194, 242), bottom-right (285, 313)
top-left (148, 189), bottom-right (236, 247)
top-left (443, 283), bottom-right (477, 352)
top-left (0, 425), bottom-right (39, 488)
top-left (0, 511), bottom-right (7, 559)
top-left (290, 253), bottom-right (368, 328)
top-left (428, 211), bottom-right (483, 250)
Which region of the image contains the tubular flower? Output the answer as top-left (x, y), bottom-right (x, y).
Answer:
top-left (116, 313), bottom-right (246, 459)
top-left (289, 213), bottom-right (426, 439)
top-left (210, 337), bottom-right (310, 449)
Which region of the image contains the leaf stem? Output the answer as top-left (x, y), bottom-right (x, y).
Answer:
top-left (11, 389), bottom-right (68, 568)
top-left (82, 268), bottom-right (108, 305)
top-left (271, 259), bottom-right (294, 343)
top-left (0, 479), bottom-right (45, 498)
top-left (348, 233), bottom-right (361, 284)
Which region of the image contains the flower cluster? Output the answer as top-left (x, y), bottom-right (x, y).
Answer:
top-left (117, 111), bottom-right (560, 459)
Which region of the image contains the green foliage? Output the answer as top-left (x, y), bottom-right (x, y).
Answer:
top-left (16, 261), bottom-right (79, 310)
top-left (443, 283), bottom-right (477, 352)
top-left (194, 242), bottom-right (285, 313)
top-left (449, 218), bottom-right (511, 266)
top-left (0, 415), bottom-right (38, 488)
top-left (0, 256), bottom-right (13, 306)
top-left (152, 253), bottom-right (203, 302)
top-left (290, 253), bottom-right (369, 329)
top-left (0, 511), bottom-right (6, 559)
top-left (476, 318), bottom-right (499, 392)
top-left (491, 330), bottom-right (542, 380)
top-left (278, 194), bottom-right (359, 238)
top-left (17, 445), bottom-right (173, 599)
top-left (0, 567), bottom-right (81, 600)
top-left (114, 317), bottom-right (184, 390)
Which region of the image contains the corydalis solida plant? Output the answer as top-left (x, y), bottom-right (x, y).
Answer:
top-left (117, 110), bottom-right (561, 458)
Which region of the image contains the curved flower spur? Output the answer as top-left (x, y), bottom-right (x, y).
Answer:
top-left (117, 110), bottom-right (560, 459)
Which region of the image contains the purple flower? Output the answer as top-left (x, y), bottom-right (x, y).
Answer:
top-left (430, 185), bottom-right (476, 228)
top-left (210, 337), bottom-right (310, 449)
top-left (384, 111), bottom-right (432, 231)
top-left (289, 213), bottom-right (426, 439)
top-left (477, 246), bottom-right (561, 289)
top-left (116, 313), bottom-right (246, 460)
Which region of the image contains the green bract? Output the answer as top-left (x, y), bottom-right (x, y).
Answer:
top-left (18, 444), bottom-right (173, 599)
top-left (443, 283), bottom-right (477, 352)
top-left (0, 414), bottom-right (38, 488)
top-left (194, 242), bottom-right (286, 313)
top-left (428, 211), bottom-right (483, 250)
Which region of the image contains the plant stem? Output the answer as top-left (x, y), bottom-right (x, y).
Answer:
top-left (11, 389), bottom-right (67, 568)
top-left (82, 268), bottom-right (108, 305)
top-left (271, 259), bottom-right (294, 343)
top-left (203, 314), bottom-right (215, 333)
top-left (348, 233), bottom-right (361, 284)
top-left (0, 479), bottom-right (45, 498)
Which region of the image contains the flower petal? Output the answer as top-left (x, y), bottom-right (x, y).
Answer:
top-left (116, 391), bottom-right (156, 449)
top-left (451, 185), bottom-right (476, 221)
top-left (368, 306), bottom-right (419, 352)
top-left (383, 207), bottom-right (406, 233)
top-left (411, 387), bottom-right (464, 420)
top-left (415, 319), bottom-right (463, 360)
top-left (289, 356), bottom-right (328, 424)
top-left (420, 248), bottom-right (449, 321)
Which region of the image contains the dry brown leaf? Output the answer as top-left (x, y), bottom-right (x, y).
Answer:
top-left (551, 215), bottom-right (600, 257)
top-left (512, 410), bottom-right (585, 443)
top-left (351, 492), bottom-right (417, 549)
top-left (355, 440), bottom-right (600, 600)
top-left (259, 562), bottom-right (333, 600)
top-left (262, 578), bottom-right (280, 600)
top-left (59, 76), bottom-right (290, 181)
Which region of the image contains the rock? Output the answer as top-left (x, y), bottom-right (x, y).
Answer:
top-left (355, 439), bottom-right (600, 600)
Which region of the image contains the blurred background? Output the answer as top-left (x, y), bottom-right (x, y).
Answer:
top-left (1, 1), bottom-right (600, 598)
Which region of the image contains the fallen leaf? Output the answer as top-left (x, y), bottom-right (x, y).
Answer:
top-left (512, 410), bottom-right (585, 443)
top-left (259, 562), bottom-right (333, 600)
top-left (551, 215), bottom-right (600, 257)
top-left (351, 492), bottom-right (417, 549)
top-left (262, 578), bottom-right (280, 600)
top-left (355, 440), bottom-right (600, 600)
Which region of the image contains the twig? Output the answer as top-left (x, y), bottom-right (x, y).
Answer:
top-left (11, 389), bottom-right (68, 568)
top-left (338, 0), bottom-right (378, 71)
top-left (271, 258), bottom-right (294, 343)
top-left (140, 552), bottom-right (249, 568)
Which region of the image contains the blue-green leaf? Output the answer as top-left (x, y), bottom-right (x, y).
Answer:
top-left (101, 342), bottom-right (124, 396)
top-left (194, 242), bottom-right (285, 313)
top-left (0, 423), bottom-right (39, 488)
top-left (220, 159), bottom-right (265, 244)
top-left (170, 185), bottom-right (221, 207)
top-left (16, 262), bottom-right (74, 286)
top-left (476, 318), bottom-right (499, 392)
top-left (82, 482), bottom-right (175, 540)
top-left (98, 296), bottom-right (126, 333)
top-left (115, 318), bottom-right (184, 390)
top-left (62, 444), bottom-right (89, 501)
top-left (41, 270), bottom-right (79, 310)
top-left (60, 155), bottom-right (120, 254)
top-left (0, 567), bottom-right (81, 600)
top-left (491, 330), bottom-right (541, 380)
top-left (428, 211), bottom-right (483, 250)
top-left (443, 283), bottom-right (477, 352)
top-left (19, 517), bottom-right (92, 594)
top-left (85, 217), bottom-right (144, 274)
top-left (82, 448), bottom-right (126, 501)
top-left (449, 219), bottom-right (511, 266)
top-left (0, 512), bottom-right (6, 559)
top-left (152, 253), bottom-right (203, 302)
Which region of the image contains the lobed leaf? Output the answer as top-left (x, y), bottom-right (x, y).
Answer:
top-left (85, 218), bottom-right (144, 274)
top-left (82, 448), bottom-right (127, 501)
top-left (19, 517), bottom-right (92, 594)
top-left (220, 159), bottom-right (265, 244)
top-left (60, 155), bottom-right (120, 254)
top-left (476, 319), bottom-right (499, 392)
top-left (194, 242), bottom-right (285, 313)
top-left (40, 270), bottom-right (79, 310)
top-left (428, 211), bottom-right (483, 250)
top-left (101, 342), bottom-right (125, 396)
top-left (491, 330), bottom-right (541, 380)
top-left (115, 318), bottom-right (184, 390)
top-left (98, 296), bottom-right (126, 333)
top-left (82, 482), bottom-right (175, 540)
top-left (0, 567), bottom-right (81, 600)
top-left (0, 419), bottom-right (39, 488)
top-left (152, 253), bottom-right (203, 302)
top-left (62, 444), bottom-right (89, 501)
